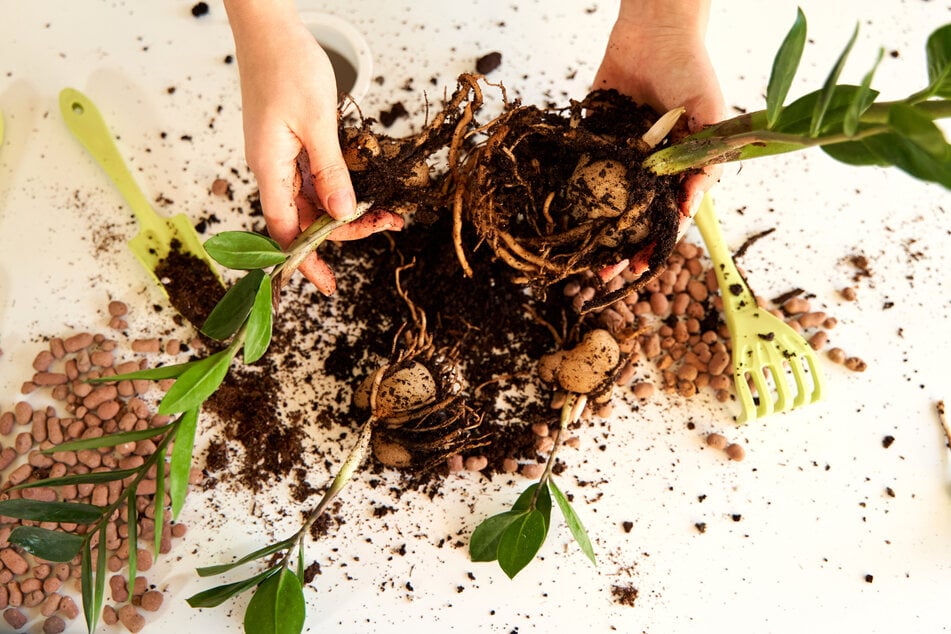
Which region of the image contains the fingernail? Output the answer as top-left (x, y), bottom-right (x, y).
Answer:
top-left (326, 190), bottom-right (356, 220)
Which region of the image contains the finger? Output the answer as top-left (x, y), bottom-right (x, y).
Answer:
top-left (246, 129), bottom-right (304, 249)
top-left (679, 166), bottom-right (722, 218)
top-left (326, 210), bottom-right (404, 242)
top-left (301, 124), bottom-right (356, 222)
top-left (298, 252), bottom-right (337, 296)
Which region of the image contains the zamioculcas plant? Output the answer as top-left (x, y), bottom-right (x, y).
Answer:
top-left (3, 10), bottom-right (949, 634)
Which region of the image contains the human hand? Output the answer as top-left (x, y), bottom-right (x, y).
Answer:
top-left (224, 0), bottom-right (402, 294)
top-left (593, 0), bottom-right (725, 219)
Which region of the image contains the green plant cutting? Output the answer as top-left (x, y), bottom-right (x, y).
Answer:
top-left (1, 10), bottom-right (948, 634)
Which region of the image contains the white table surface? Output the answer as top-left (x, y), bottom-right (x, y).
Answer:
top-left (1, 1), bottom-right (950, 633)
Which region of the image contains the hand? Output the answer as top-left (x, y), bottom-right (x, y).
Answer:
top-left (593, 0), bottom-right (725, 218)
top-left (224, 0), bottom-right (401, 294)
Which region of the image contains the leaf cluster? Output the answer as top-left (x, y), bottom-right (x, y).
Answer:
top-left (645, 14), bottom-right (951, 189)
top-left (470, 479), bottom-right (595, 579)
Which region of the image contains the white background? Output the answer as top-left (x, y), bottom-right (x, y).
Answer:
top-left (1, 1), bottom-right (950, 633)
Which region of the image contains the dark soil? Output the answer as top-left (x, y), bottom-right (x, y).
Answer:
top-left (154, 240), bottom-right (225, 329)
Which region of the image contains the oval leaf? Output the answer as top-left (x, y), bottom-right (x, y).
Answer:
top-left (0, 499), bottom-right (103, 524)
top-left (844, 48), bottom-right (884, 136)
top-left (811, 23), bottom-right (860, 137)
top-left (926, 23), bottom-right (951, 97)
top-left (159, 347), bottom-right (235, 415)
top-left (8, 526), bottom-right (84, 562)
top-left (187, 567), bottom-right (279, 608)
top-left (86, 361), bottom-right (196, 384)
top-left (10, 466), bottom-right (141, 490)
top-left (243, 274), bottom-right (274, 364)
top-left (205, 231), bottom-right (286, 270)
top-left (766, 8), bottom-right (807, 128)
top-left (169, 408), bottom-right (199, 520)
top-left (512, 482), bottom-right (552, 529)
top-left (469, 510), bottom-right (523, 563)
top-left (549, 480), bottom-right (596, 566)
top-left (41, 422), bottom-right (174, 455)
top-left (497, 510), bottom-right (548, 579)
top-left (888, 102), bottom-right (951, 159)
top-left (201, 269), bottom-right (266, 341)
top-left (196, 538), bottom-right (296, 577)
top-left (243, 567), bottom-right (306, 634)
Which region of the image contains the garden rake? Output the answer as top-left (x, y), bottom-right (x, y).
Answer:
top-left (693, 194), bottom-right (824, 423)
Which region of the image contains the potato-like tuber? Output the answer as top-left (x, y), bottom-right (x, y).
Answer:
top-left (353, 361), bottom-right (437, 421)
top-left (537, 329), bottom-right (620, 395)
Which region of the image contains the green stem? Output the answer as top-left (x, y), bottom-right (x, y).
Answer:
top-left (281, 415), bottom-right (376, 566)
top-left (270, 204), bottom-right (370, 308)
top-left (530, 393), bottom-right (586, 507)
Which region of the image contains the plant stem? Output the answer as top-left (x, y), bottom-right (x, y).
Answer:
top-left (284, 414), bottom-right (376, 564)
top-left (270, 204), bottom-right (371, 307)
top-left (530, 393), bottom-right (587, 506)
top-left (643, 98), bottom-right (951, 175)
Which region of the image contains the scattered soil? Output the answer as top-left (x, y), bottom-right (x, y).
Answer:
top-left (154, 241), bottom-right (224, 329)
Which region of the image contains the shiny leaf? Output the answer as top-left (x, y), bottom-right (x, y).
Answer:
top-left (159, 347), bottom-right (235, 415)
top-left (549, 480), bottom-right (596, 566)
top-left (243, 274), bottom-right (273, 364)
top-left (201, 269), bottom-right (265, 341)
top-left (205, 231), bottom-right (286, 270)
top-left (169, 408), bottom-right (199, 519)
top-left (243, 567), bottom-right (306, 634)
top-left (766, 8), bottom-right (807, 128)
top-left (187, 567), bottom-right (279, 608)
top-left (926, 23), bottom-right (951, 97)
top-left (497, 510), bottom-right (547, 579)
top-left (811, 23), bottom-right (860, 136)
top-left (8, 526), bottom-right (83, 563)
top-left (0, 499), bottom-right (103, 524)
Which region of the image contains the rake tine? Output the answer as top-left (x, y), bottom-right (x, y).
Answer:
top-left (732, 368), bottom-right (757, 423)
top-left (802, 350), bottom-right (825, 403)
top-left (788, 353), bottom-right (812, 408)
top-left (748, 363), bottom-right (774, 419)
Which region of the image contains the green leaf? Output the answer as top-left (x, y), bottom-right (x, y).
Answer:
top-left (821, 139), bottom-right (891, 166)
top-left (243, 274), bottom-right (274, 364)
top-left (41, 422), bottom-right (174, 454)
top-left (925, 23), bottom-right (951, 98)
top-left (469, 510), bottom-right (524, 562)
top-left (8, 526), bottom-right (84, 562)
top-left (196, 538), bottom-right (296, 577)
top-left (512, 482), bottom-right (552, 530)
top-left (775, 85), bottom-right (879, 135)
top-left (766, 7), bottom-right (807, 128)
top-left (497, 510), bottom-right (548, 579)
top-left (243, 567), bottom-right (306, 634)
top-left (153, 445), bottom-right (166, 558)
top-left (0, 499), bottom-right (103, 524)
top-left (862, 131), bottom-right (951, 188)
top-left (81, 543), bottom-right (95, 632)
top-left (127, 495), bottom-right (138, 600)
top-left (86, 361), bottom-right (196, 384)
top-left (844, 48), bottom-right (884, 136)
top-left (201, 269), bottom-right (266, 341)
top-left (888, 102), bottom-right (950, 158)
top-left (549, 480), bottom-right (596, 566)
top-left (159, 347), bottom-right (235, 415)
top-left (10, 466), bottom-right (141, 490)
top-left (187, 567), bottom-right (280, 608)
top-left (204, 231), bottom-right (287, 270)
top-left (296, 546), bottom-right (305, 583)
top-left (170, 408), bottom-right (199, 520)
top-left (811, 23), bottom-right (860, 137)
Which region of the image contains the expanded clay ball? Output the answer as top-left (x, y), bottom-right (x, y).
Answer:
top-left (725, 443), bottom-right (746, 461)
top-left (706, 432), bottom-right (728, 450)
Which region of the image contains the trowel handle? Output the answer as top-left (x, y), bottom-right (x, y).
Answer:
top-left (59, 88), bottom-right (163, 234)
